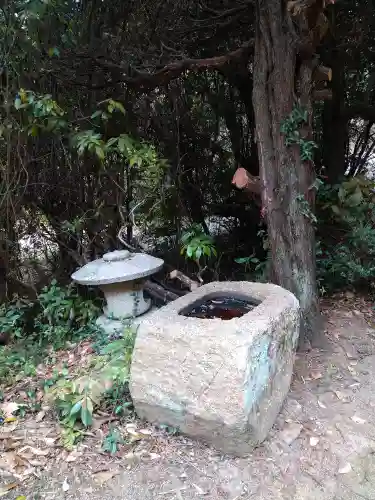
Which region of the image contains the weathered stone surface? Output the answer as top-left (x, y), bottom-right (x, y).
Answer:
top-left (130, 281), bottom-right (300, 456)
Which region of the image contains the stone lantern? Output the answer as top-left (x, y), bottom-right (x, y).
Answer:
top-left (71, 250), bottom-right (164, 335)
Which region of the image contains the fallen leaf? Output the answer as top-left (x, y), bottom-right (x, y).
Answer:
top-left (44, 437), bottom-right (57, 446)
top-left (338, 463), bottom-right (352, 474)
top-left (65, 451), bottom-right (82, 463)
top-left (93, 470), bottom-right (119, 485)
top-left (192, 484), bottom-right (208, 495)
top-left (125, 424), bottom-right (138, 435)
top-left (35, 411), bottom-right (45, 423)
top-left (19, 446), bottom-right (50, 456)
top-left (62, 478), bottom-right (70, 492)
top-left (317, 400), bottom-right (327, 409)
top-left (309, 437), bottom-right (319, 447)
top-left (0, 402), bottom-right (19, 418)
top-left (351, 415), bottom-right (366, 424)
top-left (27, 459), bottom-right (45, 467)
top-left (5, 417), bottom-right (17, 423)
top-left (16, 496), bottom-right (27, 500)
top-left (280, 423), bottom-right (303, 445)
top-left (0, 483), bottom-right (18, 497)
top-left (334, 390), bottom-right (351, 403)
top-left (138, 428), bottom-right (152, 435)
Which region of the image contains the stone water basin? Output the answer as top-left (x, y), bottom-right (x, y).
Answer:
top-left (130, 281), bottom-right (300, 456)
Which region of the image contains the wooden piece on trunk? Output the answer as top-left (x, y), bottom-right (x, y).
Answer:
top-left (144, 280), bottom-right (179, 304)
top-left (312, 65), bottom-right (332, 82)
top-left (232, 168), bottom-right (261, 194)
top-left (312, 88), bottom-right (332, 100)
top-left (169, 269), bottom-right (200, 290)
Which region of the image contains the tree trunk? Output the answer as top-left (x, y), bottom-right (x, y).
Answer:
top-left (253, 0), bottom-right (321, 348)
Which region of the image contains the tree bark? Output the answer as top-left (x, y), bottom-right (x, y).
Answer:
top-left (253, 0), bottom-right (321, 347)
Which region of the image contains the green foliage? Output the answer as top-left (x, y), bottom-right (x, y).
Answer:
top-left (0, 299), bottom-right (32, 340)
top-left (102, 426), bottom-right (125, 454)
top-left (281, 105), bottom-right (318, 161)
top-left (0, 341), bottom-right (42, 384)
top-left (48, 328), bottom-right (135, 436)
top-left (12, 89), bottom-right (67, 137)
top-left (316, 176), bottom-right (375, 290)
top-left (35, 280), bottom-right (101, 347)
top-left (0, 282), bottom-right (101, 384)
top-left (180, 224), bottom-right (217, 264)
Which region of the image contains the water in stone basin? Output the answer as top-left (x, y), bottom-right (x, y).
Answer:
top-left (182, 295), bottom-right (258, 320)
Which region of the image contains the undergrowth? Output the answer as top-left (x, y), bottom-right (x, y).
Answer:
top-left (0, 281), bottom-right (136, 451)
top-left (316, 176), bottom-right (375, 292)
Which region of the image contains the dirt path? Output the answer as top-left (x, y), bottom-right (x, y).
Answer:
top-left (3, 295), bottom-right (375, 499)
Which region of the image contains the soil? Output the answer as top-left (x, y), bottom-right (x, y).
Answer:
top-left (2, 293), bottom-right (375, 499)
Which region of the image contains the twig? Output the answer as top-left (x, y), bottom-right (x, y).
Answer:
top-left (170, 269), bottom-right (200, 290)
top-left (158, 486), bottom-right (188, 496)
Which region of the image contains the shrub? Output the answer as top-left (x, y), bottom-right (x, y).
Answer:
top-left (316, 176), bottom-right (375, 291)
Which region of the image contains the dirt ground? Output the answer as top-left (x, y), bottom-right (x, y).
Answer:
top-left (2, 294), bottom-right (375, 499)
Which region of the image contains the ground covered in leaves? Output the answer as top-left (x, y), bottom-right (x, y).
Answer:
top-left (2, 294), bottom-right (375, 499)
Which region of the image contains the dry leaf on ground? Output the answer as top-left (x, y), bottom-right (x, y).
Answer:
top-left (0, 402), bottom-right (19, 417)
top-left (280, 423), bottom-right (303, 445)
top-left (19, 446), bottom-right (50, 457)
top-left (0, 483), bottom-right (18, 497)
top-left (93, 470), bottom-right (119, 485)
top-left (351, 415), bottom-right (366, 424)
top-left (338, 463), bottom-right (352, 474)
top-left (309, 437), bottom-right (319, 447)
top-left (35, 411), bottom-right (46, 423)
top-left (62, 478), bottom-right (70, 492)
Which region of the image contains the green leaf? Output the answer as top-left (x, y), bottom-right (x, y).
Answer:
top-left (91, 110), bottom-right (102, 119)
top-left (111, 100), bottom-right (126, 115)
top-left (346, 187), bottom-right (363, 207)
top-left (81, 406), bottom-right (93, 427)
top-left (234, 257), bottom-right (250, 264)
top-left (14, 97), bottom-right (22, 110)
top-left (29, 125), bottom-right (39, 137)
top-left (69, 401), bottom-right (82, 416)
top-left (95, 146), bottom-right (105, 161)
top-left (48, 47), bottom-right (60, 57)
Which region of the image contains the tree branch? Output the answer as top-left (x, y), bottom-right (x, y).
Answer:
top-left (76, 40), bottom-right (254, 90)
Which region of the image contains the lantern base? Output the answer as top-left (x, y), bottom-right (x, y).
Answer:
top-left (96, 307), bottom-right (157, 338)
top-left (100, 280), bottom-right (151, 319)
